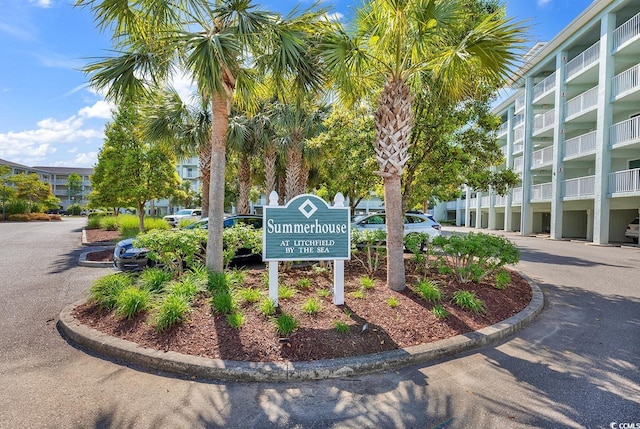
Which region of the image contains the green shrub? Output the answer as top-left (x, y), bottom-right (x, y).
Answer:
top-left (144, 217), bottom-right (171, 231)
top-left (350, 228), bottom-right (386, 275)
top-left (86, 216), bottom-right (101, 230)
top-left (316, 289), bottom-right (331, 298)
top-left (225, 269), bottom-right (246, 288)
top-left (207, 271), bottom-right (229, 294)
top-left (226, 311), bottom-right (244, 329)
top-left (178, 218), bottom-right (197, 228)
top-left (170, 277), bottom-right (201, 301)
top-left (350, 289), bottom-right (364, 299)
top-left (99, 215), bottom-right (119, 231)
top-left (274, 312), bottom-right (298, 337)
top-left (432, 233), bottom-right (520, 284)
top-left (403, 232), bottom-right (430, 254)
top-left (333, 320), bottom-right (350, 333)
top-left (184, 263), bottom-right (209, 290)
top-left (155, 294), bottom-right (189, 332)
top-left (135, 228), bottom-right (207, 274)
top-left (494, 269), bottom-right (511, 290)
top-left (237, 287), bottom-right (261, 304)
top-left (259, 298), bottom-right (276, 317)
top-left (297, 277), bottom-right (312, 289)
top-left (139, 268), bottom-right (172, 293)
top-left (301, 297), bottom-right (322, 315)
top-left (222, 225), bottom-right (262, 268)
top-left (115, 286), bottom-right (150, 319)
top-left (211, 291), bottom-right (236, 315)
top-left (67, 203), bottom-right (82, 216)
top-left (4, 200), bottom-right (29, 215)
top-left (359, 276), bottom-right (376, 290)
top-left (90, 273), bottom-right (134, 310)
top-left (278, 284), bottom-right (297, 299)
top-left (386, 297), bottom-right (399, 308)
top-left (415, 279), bottom-right (443, 303)
top-left (452, 290), bottom-right (486, 313)
top-left (432, 304), bottom-right (448, 319)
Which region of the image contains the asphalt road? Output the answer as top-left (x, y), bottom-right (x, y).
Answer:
top-left (0, 218), bottom-right (638, 428)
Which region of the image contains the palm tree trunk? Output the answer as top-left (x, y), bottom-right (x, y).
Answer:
top-left (199, 144), bottom-right (211, 214)
top-left (285, 144), bottom-right (302, 201)
top-left (206, 94), bottom-right (230, 273)
top-left (237, 156), bottom-right (251, 214)
top-left (264, 146), bottom-right (277, 197)
top-left (375, 79), bottom-right (413, 291)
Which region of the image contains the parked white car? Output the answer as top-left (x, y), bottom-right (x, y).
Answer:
top-left (163, 209), bottom-right (202, 227)
top-left (625, 217), bottom-right (639, 244)
top-left (352, 211), bottom-right (442, 248)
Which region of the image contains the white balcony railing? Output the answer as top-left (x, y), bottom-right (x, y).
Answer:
top-left (512, 187), bottom-right (523, 204)
top-left (513, 142), bottom-right (524, 154)
top-left (513, 125), bottom-right (525, 143)
top-left (481, 196), bottom-right (490, 207)
top-left (514, 114), bottom-right (524, 127)
top-left (446, 201), bottom-right (458, 210)
top-left (513, 156), bottom-right (524, 173)
top-left (566, 41), bottom-right (600, 80)
top-left (565, 86), bottom-right (599, 118)
top-left (564, 175), bottom-right (595, 198)
top-left (515, 95), bottom-right (526, 112)
top-left (533, 109), bottom-right (556, 134)
top-left (609, 168), bottom-right (640, 194)
top-left (531, 183), bottom-right (553, 201)
top-left (469, 198), bottom-right (478, 208)
top-left (498, 121), bottom-right (509, 136)
top-left (610, 116), bottom-right (640, 147)
top-left (533, 72), bottom-right (557, 101)
top-left (501, 146), bottom-right (509, 158)
top-left (532, 146), bottom-right (554, 168)
top-left (495, 195), bottom-right (507, 206)
top-left (613, 11), bottom-right (640, 51)
top-left (612, 64), bottom-right (640, 98)
top-left (564, 131), bottom-right (597, 159)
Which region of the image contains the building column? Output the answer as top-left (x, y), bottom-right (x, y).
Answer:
top-left (586, 208), bottom-right (594, 241)
top-left (456, 197), bottom-right (463, 226)
top-left (551, 50), bottom-right (567, 240)
top-left (464, 186), bottom-right (472, 227)
top-left (488, 187), bottom-right (496, 230)
top-left (521, 76), bottom-right (535, 236)
top-left (505, 106), bottom-right (515, 232)
top-left (475, 191), bottom-right (482, 229)
top-left (593, 13), bottom-right (615, 245)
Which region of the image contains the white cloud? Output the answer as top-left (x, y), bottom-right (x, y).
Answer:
top-left (537, 0), bottom-right (552, 7)
top-left (79, 100), bottom-right (115, 119)
top-left (327, 12), bottom-right (344, 23)
top-left (29, 0), bottom-right (53, 8)
top-left (0, 103), bottom-right (106, 167)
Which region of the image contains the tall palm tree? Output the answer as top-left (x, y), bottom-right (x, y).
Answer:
top-left (76, 0), bottom-right (331, 273)
top-left (322, 0), bottom-right (524, 290)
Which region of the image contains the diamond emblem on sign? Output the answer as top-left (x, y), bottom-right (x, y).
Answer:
top-left (298, 199), bottom-right (318, 219)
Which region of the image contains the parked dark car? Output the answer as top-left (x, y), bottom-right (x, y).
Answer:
top-left (113, 215), bottom-right (263, 270)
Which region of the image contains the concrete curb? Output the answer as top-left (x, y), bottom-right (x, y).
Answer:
top-left (78, 247), bottom-right (114, 268)
top-left (58, 274), bottom-right (543, 382)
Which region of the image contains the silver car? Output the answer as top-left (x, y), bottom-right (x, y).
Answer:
top-left (625, 217), bottom-right (639, 244)
top-left (352, 211), bottom-right (442, 241)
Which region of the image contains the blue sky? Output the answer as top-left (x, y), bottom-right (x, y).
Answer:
top-left (0, 0), bottom-right (594, 168)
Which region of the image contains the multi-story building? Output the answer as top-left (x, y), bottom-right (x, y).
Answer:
top-left (437, 0), bottom-right (640, 244)
top-left (0, 158), bottom-right (93, 209)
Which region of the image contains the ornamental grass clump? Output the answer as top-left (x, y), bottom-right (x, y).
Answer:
top-left (90, 273), bottom-right (134, 310)
top-left (237, 287), bottom-right (261, 304)
top-left (415, 279), bottom-right (443, 303)
top-left (452, 290), bottom-right (486, 313)
top-left (211, 291), bottom-right (237, 315)
top-left (259, 298), bottom-right (276, 317)
top-left (115, 286), bottom-right (150, 319)
top-left (274, 312), bottom-right (298, 337)
top-left (155, 294), bottom-right (190, 332)
top-left (301, 297), bottom-right (322, 315)
top-left (139, 267), bottom-right (172, 293)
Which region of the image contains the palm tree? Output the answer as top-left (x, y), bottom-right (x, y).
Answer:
top-left (76, 0), bottom-right (331, 273)
top-left (322, 0), bottom-right (524, 290)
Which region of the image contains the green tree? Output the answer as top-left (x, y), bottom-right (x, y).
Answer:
top-left (10, 173), bottom-right (56, 212)
top-left (66, 172), bottom-right (83, 207)
top-left (322, 0), bottom-right (524, 290)
top-left (77, 0), bottom-right (331, 274)
top-left (0, 165), bottom-right (15, 220)
top-left (310, 104), bottom-right (380, 213)
top-left (91, 100), bottom-right (181, 231)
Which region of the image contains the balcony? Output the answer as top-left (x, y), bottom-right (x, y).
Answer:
top-left (533, 72), bottom-right (557, 102)
top-left (446, 201), bottom-right (458, 210)
top-left (513, 156), bottom-right (524, 174)
top-left (515, 95), bottom-right (526, 113)
top-left (513, 142), bottom-right (524, 154)
top-left (613, 11), bottom-right (640, 52)
top-left (512, 187), bottom-right (523, 205)
top-left (481, 196), bottom-right (490, 208)
top-left (513, 125), bottom-right (525, 143)
top-left (609, 168), bottom-right (640, 194)
top-left (469, 197), bottom-right (478, 208)
top-left (564, 131), bottom-right (597, 160)
top-left (565, 86), bottom-right (598, 120)
top-left (564, 175), bottom-right (595, 199)
top-left (533, 109), bottom-right (556, 135)
top-left (494, 195), bottom-right (507, 206)
top-left (566, 41), bottom-right (600, 80)
top-left (612, 64), bottom-right (640, 100)
top-left (531, 146), bottom-right (554, 169)
top-left (497, 121), bottom-right (509, 137)
top-left (610, 116), bottom-right (640, 148)
top-left (531, 182), bottom-right (553, 201)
